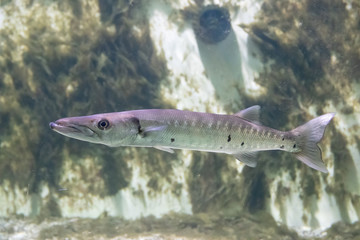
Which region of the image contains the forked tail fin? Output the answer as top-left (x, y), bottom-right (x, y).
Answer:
top-left (291, 113), bottom-right (335, 173)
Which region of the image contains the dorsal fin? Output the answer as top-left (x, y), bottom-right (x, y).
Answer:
top-left (234, 105), bottom-right (261, 124)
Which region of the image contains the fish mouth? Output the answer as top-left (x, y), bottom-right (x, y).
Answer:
top-left (49, 121), bottom-right (95, 137)
top-left (49, 121), bottom-right (81, 133)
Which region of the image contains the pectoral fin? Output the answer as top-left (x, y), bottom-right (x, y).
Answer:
top-left (232, 152), bottom-right (258, 167)
top-left (139, 125), bottom-right (167, 138)
top-left (154, 146), bottom-right (175, 153)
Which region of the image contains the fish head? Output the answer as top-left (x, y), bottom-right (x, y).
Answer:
top-left (49, 113), bottom-right (139, 146)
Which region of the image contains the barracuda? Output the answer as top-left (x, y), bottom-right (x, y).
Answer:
top-left (49, 106), bottom-right (335, 173)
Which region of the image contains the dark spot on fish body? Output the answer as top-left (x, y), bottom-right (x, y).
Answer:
top-left (129, 117), bottom-right (144, 137)
top-left (227, 134), bottom-right (231, 142)
top-left (241, 142), bottom-right (244, 146)
top-left (293, 144), bottom-right (296, 148)
top-left (138, 125), bottom-right (145, 138)
top-left (171, 138), bottom-right (175, 142)
top-left (220, 146), bottom-right (223, 149)
top-left (280, 145), bottom-right (284, 149)
top-left (282, 137), bottom-right (285, 141)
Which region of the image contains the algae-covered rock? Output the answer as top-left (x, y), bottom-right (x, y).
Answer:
top-left (243, 0), bottom-right (360, 233)
top-left (0, 0), bottom-right (168, 217)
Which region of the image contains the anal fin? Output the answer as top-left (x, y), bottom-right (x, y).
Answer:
top-left (232, 152), bottom-right (258, 167)
top-left (154, 146), bottom-right (175, 154)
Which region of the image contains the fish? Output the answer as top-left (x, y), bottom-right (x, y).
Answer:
top-left (49, 106), bottom-right (335, 173)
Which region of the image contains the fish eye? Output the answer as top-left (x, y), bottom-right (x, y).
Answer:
top-left (97, 119), bottom-right (110, 130)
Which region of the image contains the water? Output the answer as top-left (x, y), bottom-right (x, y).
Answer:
top-left (0, 0), bottom-right (359, 239)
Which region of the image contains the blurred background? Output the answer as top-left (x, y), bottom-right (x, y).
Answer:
top-left (0, 0), bottom-right (359, 239)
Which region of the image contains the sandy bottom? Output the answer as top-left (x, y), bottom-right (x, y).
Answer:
top-left (0, 213), bottom-right (359, 240)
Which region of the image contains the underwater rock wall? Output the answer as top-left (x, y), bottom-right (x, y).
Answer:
top-left (0, 0), bottom-right (359, 237)
top-left (243, 0), bottom-right (360, 232)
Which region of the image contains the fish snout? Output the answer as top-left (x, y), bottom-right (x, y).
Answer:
top-left (49, 120), bottom-right (67, 131)
top-left (49, 118), bottom-right (70, 129)
top-left (49, 118), bottom-right (93, 135)
top-left (49, 122), bottom-right (57, 130)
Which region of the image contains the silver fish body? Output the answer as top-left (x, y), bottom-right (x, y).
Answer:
top-left (49, 106), bottom-right (335, 173)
